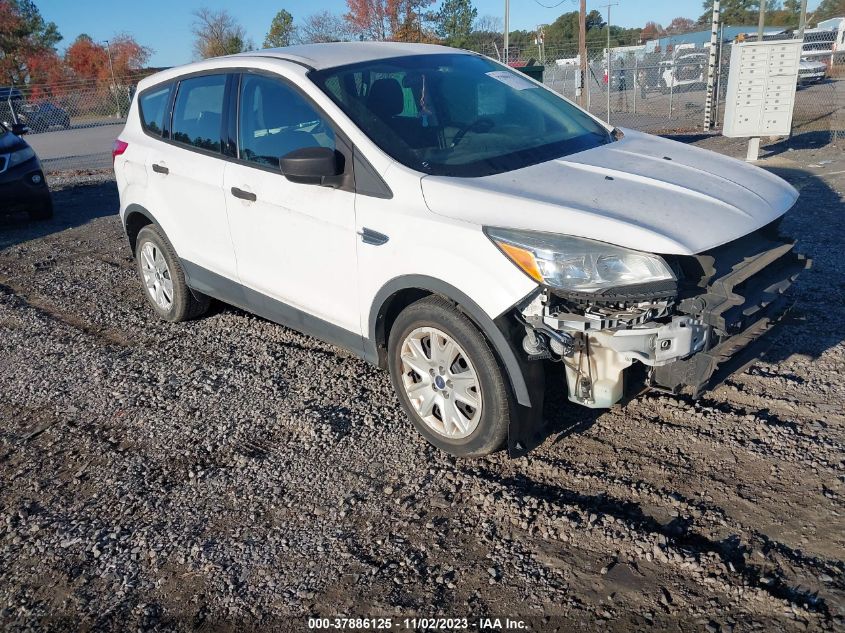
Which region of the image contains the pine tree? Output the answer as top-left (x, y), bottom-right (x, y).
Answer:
top-left (264, 9), bottom-right (295, 48)
top-left (436, 0), bottom-right (477, 47)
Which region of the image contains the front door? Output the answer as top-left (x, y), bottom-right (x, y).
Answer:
top-left (223, 72), bottom-right (361, 347)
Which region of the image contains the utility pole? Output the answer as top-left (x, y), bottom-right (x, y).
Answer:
top-left (757, 0), bottom-right (767, 41)
top-left (703, 0), bottom-right (721, 130)
top-left (797, 0), bottom-right (809, 39)
top-left (504, 0), bottom-right (510, 65)
top-left (578, 0), bottom-right (587, 107)
top-left (103, 39), bottom-right (121, 118)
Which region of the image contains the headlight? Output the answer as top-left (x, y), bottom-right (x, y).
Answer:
top-left (485, 227), bottom-right (675, 293)
top-left (8, 146), bottom-right (36, 168)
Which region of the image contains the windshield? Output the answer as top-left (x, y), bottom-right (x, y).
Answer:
top-left (310, 54), bottom-right (611, 177)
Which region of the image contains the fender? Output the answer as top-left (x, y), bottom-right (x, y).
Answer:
top-left (367, 274), bottom-right (537, 407)
top-left (367, 275), bottom-right (546, 457)
top-left (122, 203), bottom-right (163, 253)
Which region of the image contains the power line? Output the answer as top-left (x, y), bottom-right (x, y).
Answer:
top-left (532, 0), bottom-right (575, 8)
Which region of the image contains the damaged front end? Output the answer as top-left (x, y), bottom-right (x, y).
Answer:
top-left (512, 222), bottom-right (810, 407)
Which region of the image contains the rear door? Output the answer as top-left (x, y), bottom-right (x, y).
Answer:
top-left (146, 72), bottom-right (238, 285)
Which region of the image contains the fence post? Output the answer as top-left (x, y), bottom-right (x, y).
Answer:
top-left (714, 28), bottom-right (726, 128)
top-left (704, 0), bottom-right (721, 130)
top-left (633, 56), bottom-right (638, 116)
top-left (669, 60), bottom-right (675, 120)
top-left (606, 46), bottom-right (612, 125)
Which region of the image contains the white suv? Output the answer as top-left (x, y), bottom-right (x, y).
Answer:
top-left (113, 43), bottom-right (807, 457)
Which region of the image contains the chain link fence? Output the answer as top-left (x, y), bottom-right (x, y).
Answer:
top-left (3, 40), bottom-right (842, 175)
top-left (2, 73), bottom-right (145, 174)
top-left (531, 41), bottom-right (844, 137)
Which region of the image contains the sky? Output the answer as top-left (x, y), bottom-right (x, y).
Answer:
top-left (38, 0), bottom-right (823, 67)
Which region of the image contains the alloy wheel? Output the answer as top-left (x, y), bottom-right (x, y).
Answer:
top-left (140, 241), bottom-right (174, 311)
top-left (399, 327), bottom-right (482, 439)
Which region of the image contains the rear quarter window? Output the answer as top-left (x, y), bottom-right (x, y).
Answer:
top-left (138, 84), bottom-right (172, 136)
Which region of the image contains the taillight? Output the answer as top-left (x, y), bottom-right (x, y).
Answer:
top-left (112, 139), bottom-right (129, 163)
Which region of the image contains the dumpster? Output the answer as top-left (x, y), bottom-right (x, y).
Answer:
top-left (519, 64), bottom-right (545, 82)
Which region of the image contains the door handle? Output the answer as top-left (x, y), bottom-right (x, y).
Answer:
top-left (151, 163), bottom-right (169, 175)
top-left (358, 227), bottom-right (389, 246)
top-left (230, 187), bottom-right (257, 202)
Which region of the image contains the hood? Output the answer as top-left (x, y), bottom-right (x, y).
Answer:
top-left (421, 130), bottom-right (798, 255)
top-left (0, 129), bottom-right (27, 153)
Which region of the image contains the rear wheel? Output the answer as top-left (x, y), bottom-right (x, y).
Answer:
top-left (135, 225), bottom-right (209, 322)
top-left (388, 296), bottom-right (511, 457)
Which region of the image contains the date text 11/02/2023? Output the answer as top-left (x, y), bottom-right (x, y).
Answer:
top-left (307, 617), bottom-right (529, 630)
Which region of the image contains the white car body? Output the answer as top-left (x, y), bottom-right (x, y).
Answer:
top-left (114, 43), bottom-right (806, 453)
top-left (798, 58), bottom-right (827, 84)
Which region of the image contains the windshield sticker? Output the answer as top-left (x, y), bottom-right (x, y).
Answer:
top-left (485, 71), bottom-right (537, 91)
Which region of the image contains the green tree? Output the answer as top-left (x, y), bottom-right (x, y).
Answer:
top-left (436, 0), bottom-right (477, 46)
top-left (783, 0), bottom-right (801, 15)
top-left (698, 0), bottom-right (759, 25)
top-left (264, 9), bottom-right (294, 48)
top-left (543, 9), bottom-right (605, 45)
top-left (812, 0), bottom-right (845, 22)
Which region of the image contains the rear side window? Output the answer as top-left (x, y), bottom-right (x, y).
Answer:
top-left (138, 84), bottom-right (171, 136)
top-left (171, 74), bottom-right (227, 152)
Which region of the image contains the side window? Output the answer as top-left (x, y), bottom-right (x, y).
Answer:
top-left (138, 84), bottom-right (171, 136)
top-left (171, 74), bottom-right (226, 152)
top-left (238, 74), bottom-right (335, 168)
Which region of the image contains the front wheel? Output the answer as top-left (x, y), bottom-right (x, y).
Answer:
top-left (387, 296), bottom-right (512, 457)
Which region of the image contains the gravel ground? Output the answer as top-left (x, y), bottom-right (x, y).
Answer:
top-left (0, 133), bottom-right (843, 632)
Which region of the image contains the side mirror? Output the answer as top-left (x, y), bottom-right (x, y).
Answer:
top-left (11, 122), bottom-right (29, 136)
top-left (279, 146), bottom-right (343, 187)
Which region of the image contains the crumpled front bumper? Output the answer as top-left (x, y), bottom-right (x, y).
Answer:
top-left (651, 232), bottom-right (810, 397)
top-left (517, 224), bottom-right (810, 409)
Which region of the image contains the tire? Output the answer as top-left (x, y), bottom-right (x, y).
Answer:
top-left (135, 224), bottom-right (209, 322)
top-left (387, 295), bottom-right (512, 457)
top-left (28, 198), bottom-right (53, 221)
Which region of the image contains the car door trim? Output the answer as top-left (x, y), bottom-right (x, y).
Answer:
top-left (181, 259), bottom-right (368, 360)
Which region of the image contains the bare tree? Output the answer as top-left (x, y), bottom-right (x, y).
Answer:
top-left (295, 11), bottom-right (353, 44)
top-left (192, 8), bottom-right (251, 59)
top-left (473, 14), bottom-right (502, 35)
